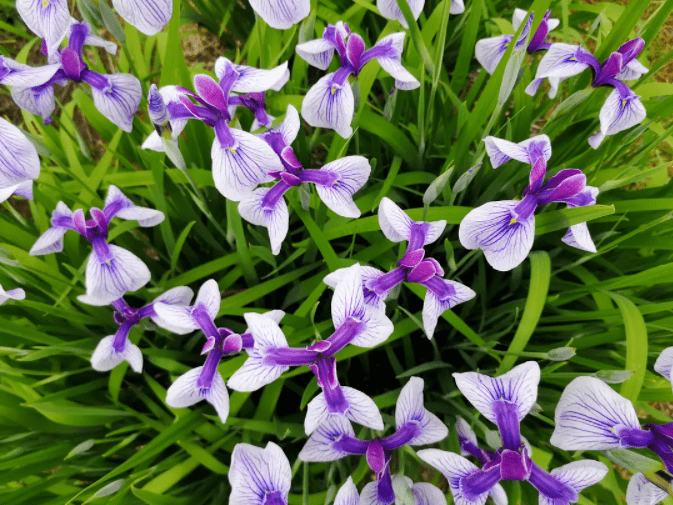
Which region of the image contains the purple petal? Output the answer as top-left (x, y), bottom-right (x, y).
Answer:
top-left (239, 186), bottom-right (290, 255)
top-left (88, 73), bottom-right (142, 132)
top-left (421, 278), bottom-right (476, 339)
top-left (538, 173), bottom-right (586, 205)
top-left (111, 0), bottom-right (172, 36)
top-left (0, 56), bottom-right (60, 87)
top-left (194, 74), bottom-right (228, 111)
top-left (453, 361), bottom-right (540, 423)
top-left (458, 200), bottom-right (535, 272)
top-left (313, 156), bottom-right (371, 218)
top-left (104, 185), bottom-right (165, 227)
top-left (84, 245), bottom-right (151, 305)
top-left (395, 376), bottom-right (448, 445)
top-left (301, 71), bottom-right (354, 138)
top-left (249, 0), bottom-right (310, 29)
top-left (417, 449), bottom-right (491, 505)
top-left (165, 366), bottom-right (230, 422)
top-left (305, 386), bottom-right (383, 435)
top-left (227, 313), bottom-right (289, 392)
top-left (298, 415), bottom-right (356, 462)
top-left (69, 18), bottom-right (117, 54)
top-left (229, 442), bottom-right (291, 505)
top-left (371, 33), bottom-right (420, 90)
top-left (475, 35), bottom-right (512, 74)
top-left (295, 38), bottom-right (336, 70)
top-left (335, 477), bottom-right (359, 505)
top-left (376, 0), bottom-right (424, 28)
top-left (147, 83), bottom-right (169, 125)
top-left (91, 335), bottom-right (143, 373)
top-left (16, 0), bottom-right (70, 55)
top-left (626, 473), bottom-right (669, 505)
top-left (589, 88), bottom-right (646, 149)
top-left (29, 202), bottom-right (74, 255)
top-left (550, 376), bottom-right (642, 450)
top-left (11, 84), bottom-right (56, 122)
top-left (483, 134), bottom-right (552, 168)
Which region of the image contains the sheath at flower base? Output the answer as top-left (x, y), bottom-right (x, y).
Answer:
top-left (418, 362), bottom-right (608, 505)
top-left (324, 197), bottom-right (476, 338)
top-left (141, 59), bottom-right (289, 202)
top-left (229, 442), bottom-right (291, 505)
top-left (626, 473), bottom-right (668, 505)
top-left (8, 20), bottom-right (141, 131)
top-left (526, 38), bottom-right (648, 148)
top-left (248, 0), bottom-right (310, 30)
top-left (0, 118), bottom-right (41, 203)
top-left (296, 23), bottom-right (420, 138)
top-left (90, 286), bottom-right (194, 374)
top-left (459, 135), bottom-right (598, 271)
top-left (376, 0), bottom-right (465, 29)
top-left (299, 376), bottom-right (448, 505)
top-left (475, 9), bottom-right (558, 74)
top-left (239, 104), bottom-right (371, 254)
top-left (227, 265), bottom-right (391, 434)
top-left (29, 185), bottom-right (164, 306)
top-left (0, 285), bottom-right (26, 306)
top-left (551, 376), bottom-right (673, 475)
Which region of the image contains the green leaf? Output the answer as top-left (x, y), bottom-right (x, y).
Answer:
top-left (611, 293), bottom-right (648, 402)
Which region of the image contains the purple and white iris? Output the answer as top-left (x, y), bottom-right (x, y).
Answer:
top-left (30, 185), bottom-right (164, 306)
top-left (229, 442), bottom-right (291, 505)
top-left (476, 9), bottom-right (558, 74)
top-left (0, 285), bottom-right (26, 305)
top-left (376, 0), bottom-right (464, 29)
top-left (551, 376), bottom-right (673, 475)
top-left (248, 0), bottom-right (310, 30)
top-left (226, 264), bottom-right (393, 434)
top-left (0, 118), bottom-right (41, 203)
top-left (299, 376), bottom-right (448, 505)
top-left (5, 20), bottom-right (141, 131)
top-left (526, 38), bottom-right (648, 148)
top-left (239, 104), bottom-right (371, 254)
top-left (296, 22), bottom-right (420, 138)
top-left (419, 362), bottom-right (608, 505)
top-left (141, 59), bottom-right (290, 201)
top-left (626, 473), bottom-right (668, 505)
top-left (459, 134), bottom-right (598, 271)
top-left (90, 286), bottom-right (194, 374)
top-left (325, 197), bottom-right (476, 338)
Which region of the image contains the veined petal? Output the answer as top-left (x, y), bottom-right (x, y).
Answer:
top-left (16, 0), bottom-right (70, 55)
top-left (215, 58), bottom-right (289, 93)
top-left (532, 43), bottom-right (593, 82)
top-left (331, 264), bottom-right (366, 328)
top-left (211, 127), bottom-right (280, 201)
top-left (193, 279), bottom-right (220, 320)
top-left (0, 286), bottom-right (26, 305)
top-left (0, 118), bottom-right (40, 199)
top-left (395, 376), bottom-right (449, 445)
top-left (84, 245), bottom-right (151, 306)
top-left (616, 59), bottom-right (649, 81)
top-left (68, 18), bottom-right (117, 54)
top-left (458, 200), bottom-right (535, 272)
top-left (249, 0), bottom-right (310, 29)
top-left (104, 185), bottom-right (165, 226)
top-left (413, 482), bottom-right (447, 505)
top-left (149, 286), bottom-right (194, 330)
top-left (239, 186), bottom-right (289, 255)
top-left (453, 361), bottom-right (540, 423)
top-left (29, 202), bottom-right (73, 255)
top-left (378, 196), bottom-right (414, 242)
top-left (153, 304), bottom-right (199, 334)
top-left (483, 135), bottom-right (552, 168)
top-left (475, 35), bottom-right (513, 74)
top-left (589, 88), bottom-right (646, 149)
top-left (456, 416), bottom-right (480, 457)
top-left (422, 278), bottom-right (476, 339)
top-left (89, 73), bottom-right (142, 132)
top-left (551, 376), bottom-right (643, 450)
top-left (91, 335), bottom-right (143, 373)
top-left (351, 304), bottom-right (394, 348)
top-left (654, 347), bottom-right (673, 384)
top-left (562, 223), bottom-right (596, 253)
top-left (313, 156), bottom-right (371, 218)
top-left (376, 0), bottom-right (424, 29)
top-left (373, 33), bottom-right (420, 90)
top-left (0, 57), bottom-right (60, 87)
top-left (305, 386), bottom-right (383, 435)
top-left (335, 477), bottom-right (359, 505)
top-left (532, 461), bottom-right (608, 505)
top-left (299, 415), bottom-right (356, 462)
top-left (324, 265), bottom-right (388, 310)
top-left (450, 0), bottom-right (464, 14)
top-left (229, 442), bottom-right (291, 505)
top-left (626, 473), bottom-right (669, 505)
top-left (301, 72), bottom-right (354, 138)
top-left (11, 84), bottom-right (56, 122)
top-left (227, 313), bottom-right (289, 392)
top-left (278, 104), bottom-right (301, 144)
top-left (417, 449), bottom-right (492, 505)
top-left (295, 38), bottom-right (336, 70)
top-left (489, 484), bottom-right (508, 505)
top-left (165, 366), bottom-right (229, 423)
top-left (111, 0), bottom-right (172, 36)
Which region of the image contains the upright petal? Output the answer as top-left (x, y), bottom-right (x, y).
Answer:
top-left (626, 473), bottom-right (669, 505)
top-left (450, 0), bottom-right (464, 14)
top-left (394, 376), bottom-right (448, 445)
top-left (90, 335), bottom-right (143, 373)
top-left (616, 59), bottom-right (649, 81)
top-left (551, 376), bottom-right (644, 450)
top-left (165, 366), bottom-right (230, 422)
top-left (11, 84), bottom-right (56, 122)
top-left (16, 0), bottom-right (70, 55)
top-left (305, 386), bottom-right (383, 435)
top-left (475, 35), bottom-right (513, 74)
top-left (301, 72), bottom-right (355, 138)
top-left (295, 38), bottom-right (336, 70)
top-left (0, 286), bottom-right (26, 305)
top-left (88, 73), bottom-right (142, 132)
top-left (453, 361), bottom-right (540, 423)
top-left (69, 18), bottom-right (117, 54)
top-left (239, 186), bottom-right (289, 255)
top-left (483, 135), bottom-right (552, 168)
top-left (227, 313), bottom-right (290, 391)
top-left (421, 278), bottom-right (476, 339)
top-left (229, 442), bottom-right (291, 505)
top-left (299, 415), bottom-right (358, 462)
top-left (249, 0), bottom-right (310, 29)
top-left (379, 196), bottom-right (414, 242)
top-left (155, 279), bottom-right (219, 334)
top-left (312, 156), bottom-right (371, 218)
top-left (103, 185), bottom-right (165, 226)
top-left (0, 57), bottom-right (60, 87)
top-left (459, 201), bottom-right (535, 272)
top-left (654, 347), bottom-right (673, 384)
top-left (84, 245), bottom-right (151, 306)
top-left (149, 286), bottom-right (194, 330)
top-left (335, 477), bottom-right (359, 505)
top-left (331, 264), bottom-right (366, 328)
top-left (588, 88), bottom-right (646, 149)
top-left (376, 0), bottom-right (424, 29)
top-left (111, 0), bottom-right (172, 36)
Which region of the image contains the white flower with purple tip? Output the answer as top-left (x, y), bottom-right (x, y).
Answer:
top-left (0, 118), bottom-right (42, 203)
top-left (30, 185), bottom-right (164, 306)
top-left (297, 23), bottom-right (420, 138)
top-left (229, 442), bottom-right (291, 505)
top-left (626, 473), bottom-right (668, 505)
top-left (460, 135), bottom-right (597, 271)
top-left (0, 285), bottom-right (26, 305)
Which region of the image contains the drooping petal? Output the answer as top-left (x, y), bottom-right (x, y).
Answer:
top-left (453, 361), bottom-right (540, 423)
top-left (376, 0), bottom-right (424, 30)
top-left (529, 44), bottom-right (595, 91)
top-left (370, 33), bottom-right (420, 90)
top-left (483, 135), bottom-right (552, 168)
top-left (413, 482), bottom-right (448, 505)
top-left (84, 245), bottom-right (151, 306)
top-left (298, 415), bottom-right (357, 462)
top-left (459, 200), bottom-right (536, 272)
top-left (311, 156), bottom-right (370, 218)
top-left (103, 185), bottom-right (165, 226)
top-left (334, 477), bottom-right (359, 505)
top-left (165, 366), bottom-right (229, 422)
top-left (211, 125), bottom-right (280, 201)
top-left (626, 473), bottom-right (669, 505)
top-left (0, 117), bottom-right (40, 203)
top-left (88, 73), bottom-right (142, 132)
top-left (214, 58), bottom-right (289, 93)
top-left (29, 202), bottom-right (74, 255)
top-left (239, 186), bottom-right (289, 255)
top-left (295, 38), bottom-right (336, 70)
top-left (489, 484), bottom-right (508, 505)
top-left (154, 279), bottom-right (219, 334)
top-left (227, 313), bottom-right (290, 392)
top-left (68, 18), bottom-right (117, 54)
top-left (0, 57), bottom-right (60, 87)
top-left (531, 461), bottom-right (608, 505)
top-left (11, 84), bottom-right (56, 122)
top-left (395, 376), bottom-right (449, 445)
top-left (248, 0), bottom-right (310, 30)
top-left (353, 304), bottom-right (394, 348)
top-left (561, 223), bottom-right (596, 253)
top-left (301, 72), bottom-right (355, 138)
top-left (0, 286), bottom-right (26, 305)
top-left (588, 88), bottom-right (646, 149)
top-left (111, 0), bottom-right (172, 36)
top-left (305, 386), bottom-right (383, 435)
top-left (90, 335), bottom-right (143, 373)
top-left (229, 442), bottom-right (291, 505)
top-left (16, 0), bottom-right (70, 55)
top-left (422, 278), bottom-right (476, 339)
top-left (475, 35), bottom-right (513, 74)
top-left (149, 286), bottom-right (194, 330)
top-left (654, 347), bottom-right (673, 384)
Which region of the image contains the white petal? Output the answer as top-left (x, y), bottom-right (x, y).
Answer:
top-left (412, 482), bottom-right (447, 505)
top-left (239, 187), bottom-right (289, 255)
top-left (376, 0), bottom-right (424, 28)
top-left (512, 8), bottom-right (527, 31)
top-left (11, 85), bottom-right (56, 121)
top-left (248, 0), bottom-right (310, 29)
top-left (616, 59), bottom-right (649, 81)
top-left (111, 0), bottom-right (172, 36)
top-left (150, 286), bottom-right (194, 328)
top-left (153, 303), bottom-right (199, 334)
top-left (562, 223), bottom-right (596, 253)
top-left (0, 286), bottom-right (26, 305)
top-left (305, 386), bottom-right (383, 435)
top-left (0, 117), bottom-right (40, 189)
top-left (626, 473), bottom-right (669, 505)
top-left (295, 38), bottom-right (336, 70)
top-left (596, 89), bottom-right (646, 140)
top-left (489, 484), bottom-right (508, 505)
top-left (475, 35), bottom-right (513, 74)
top-left (396, 376), bottom-right (448, 445)
top-left (544, 460), bottom-right (608, 503)
top-left (194, 279), bottom-right (221, 320)
top-left (165, 366), bottom-right (230, 423)
top-left (215, 58), bottom-right (290, 93)
top-left (331, 264), bottom-right (366, 328)
top-left (105, 185), bottom-right (165, 227)
top-left (483, 134), bottom-right (552, 168)
top-left (314, 156), bottom-right (371, 218)
top-left (450, 0), bottom-right (464, 14)
top-left (91, 335), bottom-right (143, 373)
top-left (455, 416), bottom-right (479, 457)
top-left (422, 280), bottom-right (476, 339)
top-left (84, 245), bottom-right (151, 305)
top-left (335, 477), bottom-right (359, 505)
top-left (301, 72), bottom-right (354, 139)
top-left (373, 33), bottom-right (421, 90)
top-left (533, 43), bottom-right (592, 81)
top-left (0, 57), bottom-right (60, 87)
top-left (90, 73), bottom-right (142, 132)
top-left (141, 131), bottom-right (165, 152)
top-left (417, 449), bottom-right (489, 505)
top-left (351, 304), bottom-right (394, 348)
top-left (30, 202), bottom-right (73, 255)
top-left (229, 442), bottom-right (291, 505)
top-left (16, 0), bottom-right (70, 54)
top-left (299, 415), bottom-right (355, 462)
top-left (378, 197), bottom-right (413, 242)
top-left (453, 361), bottom-right (540, 423)
top-left (654, 347), bottom-right (673, 384)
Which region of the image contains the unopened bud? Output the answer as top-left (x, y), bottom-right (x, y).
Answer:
top-left (546, 347), bottom-right (576, 361)
top-left (595, 369), bottom-right (634, 384)
top-left (148, 84), bottom-right (169, 127)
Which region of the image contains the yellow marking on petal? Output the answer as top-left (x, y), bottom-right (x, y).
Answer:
top-left (621, 99), bottom-right (627, 108)
top-left (105, 260), bottom-right (112, 266)
top-left (228, 147), bottom-right (236, 153)
top-left (509, 218), bottom-right (517, 225)
top-left (42, 0), bottom-right (49, 7)
top-left (330, 87), bottom-right (337, 94)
